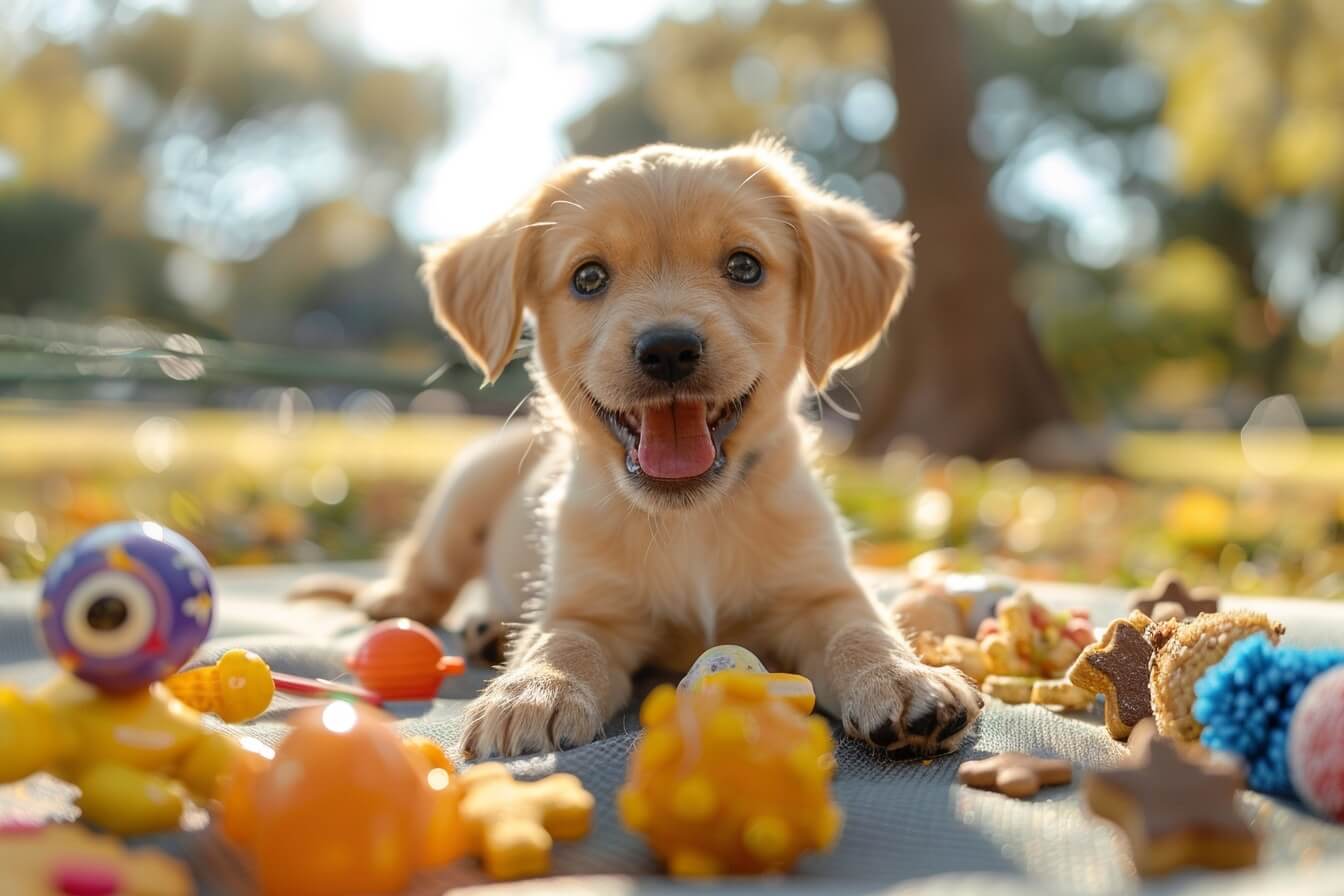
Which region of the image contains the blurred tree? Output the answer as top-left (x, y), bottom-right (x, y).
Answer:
top-left (852, 0), bottom-right (1071, 459)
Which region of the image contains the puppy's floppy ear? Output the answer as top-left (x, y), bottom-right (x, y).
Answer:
top-left (795, 191), bottom-right (914, 390)
top-left (421, 211), bottom-right (530, 385)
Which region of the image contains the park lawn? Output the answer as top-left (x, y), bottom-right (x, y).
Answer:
top-left (1, 405), bottom-right (1340, 598)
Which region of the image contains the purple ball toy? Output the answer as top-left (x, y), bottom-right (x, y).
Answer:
top-left (38, 522), bottom-right (215, 693)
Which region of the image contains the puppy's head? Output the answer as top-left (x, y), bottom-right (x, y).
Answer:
top-left (424, 140), bottom-right (912, 512)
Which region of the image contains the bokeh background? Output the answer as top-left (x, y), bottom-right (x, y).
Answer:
top-left (2, 0), bottom-right (1341, 597)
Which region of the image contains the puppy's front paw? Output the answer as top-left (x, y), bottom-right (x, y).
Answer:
top-left (842, 662), bottom-right (982, 757)
top-left (355, 577), bottom-right (450, 625)
top-left (461, 669), bottom-right (604, 758)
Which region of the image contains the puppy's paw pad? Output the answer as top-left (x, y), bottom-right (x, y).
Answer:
top-left (845, 662), bottom-right (981, 756)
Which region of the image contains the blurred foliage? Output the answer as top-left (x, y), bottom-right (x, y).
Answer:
top-left (570, 0), bottom-right (1344, 426)
top-left (0, 0), bottom-right (456, 400)
top-left (0, 409), bottom-right (1338, 598)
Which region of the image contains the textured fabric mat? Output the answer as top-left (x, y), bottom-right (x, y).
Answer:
top-left (2, 566), bottom-right (1342, 895)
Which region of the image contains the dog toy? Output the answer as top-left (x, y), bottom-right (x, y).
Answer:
top-left (1083, 719), bottom-right (1258, 876)
top-left (0, 820), bottom-right (195, 896)
top-left (1288, 666), bottom-right (1344, 821)
top-left (619, 673), bottom-right (842, 876)
top-left (1127, 570), bottom-right (1218, 623)
top-left (163, 648), bottom-right (276, 723)
top-left (270, 671), bottom-right (384, 705)
top-left (975, 590), bottom-right (1093, 679)
top-left (1148, 611), bottom-right (1285, 740)
top-left (346, 618), bottom-right (466, 700)
top-left (679, 645), bottom-right (815, 713)
top-left (1195, 635), bottom-right (1344, 797)
top-left (0, 522), bottom-right (241, 834)
top-left (219, 701), bottom-right (464, 896)
top-left (1067, 610), bottom-right (1154, 740)
top-left (456, 763), bottom-right (595, 879)
top-left (958, 752), bottom-right (1072, 799)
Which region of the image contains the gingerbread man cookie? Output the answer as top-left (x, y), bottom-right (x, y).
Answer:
top-left (0, 821), bottom-right (194, 895)
top-left (1067, 610), bottom-right (1154, 740)
top-left (457, 763), bottom-right (595, 879)
top-left (1084, 719), bottom-right (1257, 876)
top-left (958, 753), bottom-right (1072, 799)
top-left (1127, 570), bottom-right (1218, 623)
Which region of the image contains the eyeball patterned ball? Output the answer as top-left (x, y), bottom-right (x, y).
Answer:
top-left (39, 522), bottom-right (215, 693)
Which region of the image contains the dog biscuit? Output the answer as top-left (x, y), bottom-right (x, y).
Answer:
top-left (982, 675), bottom-right (1036, 704)
top-left (1127, 570), bottom-right (1218, 623)
top-left (458, 763), bottom-right (595, 880)
top-left (958, 752), bottom-right (1072, 799)
top-left (1148, 610), bottom-right (1285, 741)
top-left (1084, 719), bottom-right (1258, 876)
top-left (1067, 610), bottom-right (1153, 740)
top-left (1030, 678), bottom-right (1096, 711)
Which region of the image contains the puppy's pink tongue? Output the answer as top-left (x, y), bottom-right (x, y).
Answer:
top-left (637, 401), bottom-right (715, 480)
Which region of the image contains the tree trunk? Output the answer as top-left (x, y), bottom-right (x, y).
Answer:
top-left (853, 0), bottom-right (1071, 460)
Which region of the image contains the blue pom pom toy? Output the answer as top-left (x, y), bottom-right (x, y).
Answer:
top-left (1194, 634), bottom-right (1344, 796)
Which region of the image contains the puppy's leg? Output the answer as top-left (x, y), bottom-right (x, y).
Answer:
top-left (355, 424), bottom-right (539, 624)
top-left (461, 609), bottom-right (652, 758)
top-left (776, 585), bottom-right (982, 755)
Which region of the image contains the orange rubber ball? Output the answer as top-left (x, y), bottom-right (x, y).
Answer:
top-left (346, 618), bottom-right (466, 700)
top-left (221, 702), bottom-right (460, 896)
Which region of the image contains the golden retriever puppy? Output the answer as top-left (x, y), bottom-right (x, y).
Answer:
top-left (293, 140), bottom-right (981, 758)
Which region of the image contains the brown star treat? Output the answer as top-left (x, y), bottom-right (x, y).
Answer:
top-left (1148, 610), bottom-right (1285, 740)
top-left (1084, 719), bottom-right (1258, 876)
top-left (1067, 610), bottom-right (1154, 740)
top-left (1127, 570), bottom-right (1219, 623)
top-left (958, 752), bottom-right (1072, 799)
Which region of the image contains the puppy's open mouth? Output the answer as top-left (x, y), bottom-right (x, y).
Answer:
top-left (590, 387), bottom-right (754, 483)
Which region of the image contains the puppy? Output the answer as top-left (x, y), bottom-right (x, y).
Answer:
top-left (293, 140), bottom-right (981, 758)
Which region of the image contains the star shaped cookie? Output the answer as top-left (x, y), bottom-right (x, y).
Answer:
top-left (1067, 610), bottom-right (1154, 740)
top-left (1128, 570), bottom-right (1218, 623)
top-left (1084, 719), bottom-right (1257, 876)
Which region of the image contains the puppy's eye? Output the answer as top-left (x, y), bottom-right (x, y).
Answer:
top-left (725, 251), bottom-right (763, 285)
top-left (571, 261), bottom-right (609, 298)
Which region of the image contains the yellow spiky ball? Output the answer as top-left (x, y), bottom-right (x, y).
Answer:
top-left (618, 672), bottom-right (843, 877)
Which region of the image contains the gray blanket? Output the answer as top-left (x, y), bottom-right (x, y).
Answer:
top-left (2, 566), bottom-right (1342, 895)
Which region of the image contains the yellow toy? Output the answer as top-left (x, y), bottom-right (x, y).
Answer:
top-left (0, 821), bottom-right (195, 896)
top-left (456, 762), bottom-right (595, 879)
top-left (619, 672), bottom-right (843, 876)
top-left (0, 522), bottom-right (242, 834)
top-left (163, 648), bottom-right (276, 723)
top-left (0, 679), bottom-right (241, 835)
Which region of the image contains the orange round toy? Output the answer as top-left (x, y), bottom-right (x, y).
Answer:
top-left (219, 701), bottom-right (465, 896)
top-left (346, 618), bottom-right (466, 700)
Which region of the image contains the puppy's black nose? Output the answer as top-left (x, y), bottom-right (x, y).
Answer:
top-left (635, 328), bottom-right (702, 383)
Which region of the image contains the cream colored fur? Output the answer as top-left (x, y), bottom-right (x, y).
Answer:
top-left (291, 140), bottom-right (981, 758)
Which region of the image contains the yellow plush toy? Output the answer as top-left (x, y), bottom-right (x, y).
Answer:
top-left (619, 672), bottom-right (842, 876)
